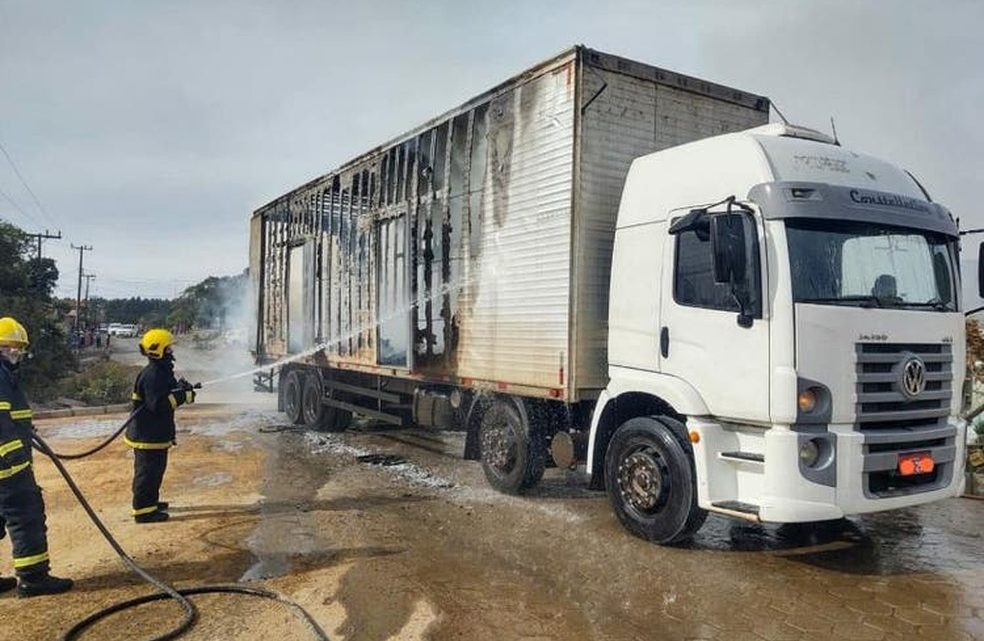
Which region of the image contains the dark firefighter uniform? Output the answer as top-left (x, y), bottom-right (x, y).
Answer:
top-left (0, 360), bottom-right (50, 577)
top-left (127, 331), bottom-right (195, 521)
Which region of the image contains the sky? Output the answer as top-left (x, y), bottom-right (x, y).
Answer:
top-left (0, 0), bottom-right (982, 300)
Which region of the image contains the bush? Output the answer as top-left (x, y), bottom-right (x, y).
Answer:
top-left (59, 361), bottom-right (142, 406)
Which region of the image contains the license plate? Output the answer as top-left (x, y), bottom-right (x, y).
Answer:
top-left (898, 452), bottom-right (934, 476)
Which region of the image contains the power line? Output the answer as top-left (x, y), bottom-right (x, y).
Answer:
top-left (0, 182), bottom-right (42, 228)
top-left (0, 135), bottom-right (60, 229)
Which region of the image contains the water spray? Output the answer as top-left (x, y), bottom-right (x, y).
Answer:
top-left (200, 273), bottom-right (477, 387)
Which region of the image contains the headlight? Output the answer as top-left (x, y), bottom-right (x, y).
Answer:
top-left (799, 439), bottom-right (821, 467)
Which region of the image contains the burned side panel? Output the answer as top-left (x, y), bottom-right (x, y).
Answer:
top-left (260, 200), bottom-right (290, 357)
top-left (248, 214), bottom-right (264, 357)
top-left (571, 55), bottom-right (770, 396)
top-left (455, 62), bottom-right (576, 390)
top-left (317, 169), bottom-right (378, 365)
top-left (253, 46), bottom-right (770, 401)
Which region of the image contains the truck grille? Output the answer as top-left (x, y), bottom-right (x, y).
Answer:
top-left (854, 342), bottom-right (952, 430)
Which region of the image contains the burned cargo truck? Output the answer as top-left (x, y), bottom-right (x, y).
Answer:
top-left (250, 46), bottom-right (769, 495)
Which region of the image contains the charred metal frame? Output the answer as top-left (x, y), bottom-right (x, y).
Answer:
top-left (251, 45), bottom-right (770, 399)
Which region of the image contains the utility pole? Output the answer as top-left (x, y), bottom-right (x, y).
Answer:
top-left (26, 229), bottom-right (62, 262)
top-left (71, 244), bottom-right (92, 337)
top-left (83, 273), bottom-right (96, 330)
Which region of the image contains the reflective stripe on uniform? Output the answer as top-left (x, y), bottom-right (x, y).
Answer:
top-left (123, 436), bottom-right (171, 450)
top-left (13, 551), bottom-right (49, 569)
top-left (167, 394), bottom-right (178, 409)
top-left (0, 461), bottom-right (31, 480)
top-left (131, 392), bottom-right (142, 401)
top-left (10, 409), bottom-right (31, 420)
top-left (0, 438), bottom-right (24, 456)
top-left (131, 505), bottom-right (158, 516)
top-left (0, 401), bottom-right (10, 410)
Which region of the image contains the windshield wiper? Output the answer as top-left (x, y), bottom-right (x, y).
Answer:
top-left (798, 295), bottom-right (887, 308)
top-left (896, 299), bottom-right (952, 311)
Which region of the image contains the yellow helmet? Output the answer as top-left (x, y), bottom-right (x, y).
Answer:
top-left (0, 317), bottom-right (29, 348)
top-left (139, 328), bottom-right (174, 359)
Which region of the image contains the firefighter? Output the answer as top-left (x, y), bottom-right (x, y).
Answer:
top-left (0, 317), bottom-right (74, 597)
top-left (127, 329), bottom-right (195, 523)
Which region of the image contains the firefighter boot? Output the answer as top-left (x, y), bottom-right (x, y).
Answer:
top-left (17, 572), bottom-right (74, 598)
top-left (135, 511), bottom-right (170, 524)
top-left (0, 575), bottom-right (17, 594)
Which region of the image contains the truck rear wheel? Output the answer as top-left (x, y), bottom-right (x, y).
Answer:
top-left (300, 373), bottom-right (352, 432)
top-left (604, 416), bottom-right (706, 544)
top-left (479, 398), bottom-right (545, 494)
top-left (283, 370), bottom-right (305, 425)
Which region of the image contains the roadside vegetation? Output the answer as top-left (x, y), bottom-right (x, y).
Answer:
top-left (3, 218), bottom-right (246, 405)
top-left (0, 219), bottom-right (76, 401)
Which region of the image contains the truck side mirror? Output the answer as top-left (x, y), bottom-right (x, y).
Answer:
top-left (711, 213), bottom-right (747, 285)
top-left (978, 242), bottom-right (984, 299)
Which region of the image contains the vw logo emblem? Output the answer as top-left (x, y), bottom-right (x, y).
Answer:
top-left (900, 355), bottom-right (926, 399)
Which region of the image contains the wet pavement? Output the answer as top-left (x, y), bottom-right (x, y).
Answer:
top-left (11, 407), bottom-right (984, 641)
top-left (295, 422), bottom-right (984, 641)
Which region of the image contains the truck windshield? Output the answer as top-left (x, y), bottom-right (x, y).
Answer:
top-left (786, 219), bottom-right (958, 311)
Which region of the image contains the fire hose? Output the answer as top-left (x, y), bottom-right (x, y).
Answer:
top-left (32, 384), bottom-right (330, 641)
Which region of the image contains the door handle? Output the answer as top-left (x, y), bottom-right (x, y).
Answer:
top-left (660, 326), bottom-right (669, 358)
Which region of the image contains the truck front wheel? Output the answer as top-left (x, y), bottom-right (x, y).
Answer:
top-left (604, 416), bottom-right (706, 544)
top-left (479, 398), bottom-right (545, 494)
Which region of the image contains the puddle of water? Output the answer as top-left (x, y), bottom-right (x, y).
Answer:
top-left (683, 500), bottom-right (983, 578)
top-left (194, 471), bottom-right (233, 487)
top-left (240, 434), bottom-right (336, 582)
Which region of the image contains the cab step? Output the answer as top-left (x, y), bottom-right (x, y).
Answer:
top-left (710, 500), bottom-right (761, 520)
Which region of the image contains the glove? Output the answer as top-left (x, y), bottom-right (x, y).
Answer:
top-left (178, 378), bottom-right (193, 391)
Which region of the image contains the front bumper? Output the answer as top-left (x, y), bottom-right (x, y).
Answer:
top-left (691, 417), bottom-right (966, 523)
top-left (759, 419), bottom-right (966, 522)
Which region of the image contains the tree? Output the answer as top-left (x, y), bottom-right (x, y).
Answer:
top-left (92, 296), bottom-right (172, 325)
top-left (0, 220), bottom-right (76, 399)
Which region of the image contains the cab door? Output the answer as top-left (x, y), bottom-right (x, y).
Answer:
top-left (658, 208), bottom-right (771, 422)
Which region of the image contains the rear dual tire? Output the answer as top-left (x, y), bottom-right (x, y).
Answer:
top-left (283, 369), bottom-right (351, 432)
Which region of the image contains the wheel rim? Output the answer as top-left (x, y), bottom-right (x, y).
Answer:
top-left (481, 413), bottom-right (518, 476)
top-left (302, 386), bottom-right (318, 423)
top-left (617, 446), bottom-right (669, 516)
top-left (285, 378), bottom-right (301, 418)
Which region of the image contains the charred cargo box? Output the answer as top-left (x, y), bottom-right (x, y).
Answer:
top-left (249, 46), bottom-right (769, 402)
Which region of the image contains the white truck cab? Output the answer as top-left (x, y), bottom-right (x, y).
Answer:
top-left (589, 123), bottom-right (967, 543)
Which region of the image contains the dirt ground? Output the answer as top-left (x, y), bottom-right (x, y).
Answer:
top-left (2, 403), bottom-right (983, 641)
